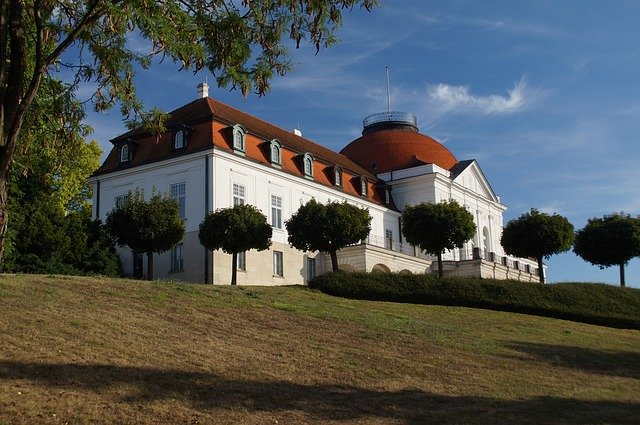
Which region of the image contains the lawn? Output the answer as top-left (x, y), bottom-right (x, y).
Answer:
top-left (1, 274), bottom-right (638, 424)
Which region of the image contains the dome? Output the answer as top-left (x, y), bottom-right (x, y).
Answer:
top-left (340, 112), bottom-right (458, 174)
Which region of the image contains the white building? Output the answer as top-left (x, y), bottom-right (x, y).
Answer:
top-left (90, 84), bottom-right (541, 284)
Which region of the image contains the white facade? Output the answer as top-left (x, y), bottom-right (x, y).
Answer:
top-left (91, 94), bottom-right (541, 284)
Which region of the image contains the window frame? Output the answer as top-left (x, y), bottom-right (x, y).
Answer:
top-left (232, 124), bottom-right (246, 155)
top-left (269, 139), bottom-right (282, 168)
top-left (273, 251), bottom-right (284, 277)
top-left (333, 165), bottom-right (342, 187)
top-left (119, 144), bottom-right (130, 163)
top-left (171, 243), bottom-right (184, 271)
top-left (385, 229), bottom-right (393, 250)
top-left (301, 153), bottom-right (314, 179)
top-left (170, 182), bottom-right (186, 219)
top-left (114, 194), bottom-right (128, 209)
top-left (360, 176), bottom-right (368, 197)
top-left (306, 257), bottom-right (316, 282)
top-left (237, 251), bottom-right (246, 271)
top-left (271, 194), bottom-right (283, 229)
top-left (232, 182), bottom-right (246, 206)
top-left (174, 129), bottom-right (185, 150)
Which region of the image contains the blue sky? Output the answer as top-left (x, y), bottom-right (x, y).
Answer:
top-left (82, 0), bottom-right (640, 287)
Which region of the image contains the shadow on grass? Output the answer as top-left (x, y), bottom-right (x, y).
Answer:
top-left (1, 360), bottom-right (638, 424)
top-left (504, 342), bottom-right (640, 379)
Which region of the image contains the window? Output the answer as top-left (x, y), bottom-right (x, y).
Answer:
top-left (171, 182), bottom-right (186, 218)
top-left (384, 188), bottom-right (390, 205)
top-left (269, 139), bottom-right (282, 167)
top-left (232, 124), bottom-right (246, 154)
top-left (307, 257), bottom-right (316, 282)
top-left (120, 144), bottom-right (130, 163)
top-left (360, 177), bottom-right (368, 196)
top-left (171, 243), bottom-right (184, 271)
top-left (273, 251), bottom-right (283, 277)
top-left (271, 195), bottom-right (282, 229)
top-left (232, 183), bottom-right (245, 206)
top-left (333, 166), bottom-right (342, 187)
top-left (114, 194), bottom-right (128, 208)
top-left (174, 130), bottom-right (185, 149)
top-left (301, 153), bottom-right (314, 179)
top-left (385, 229), bottom-right (393, 249)
top-left (237, 251), bottom-right (246, 271)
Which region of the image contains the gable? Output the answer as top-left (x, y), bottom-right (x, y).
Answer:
top-left (451, 160), bottom-right (500, 203)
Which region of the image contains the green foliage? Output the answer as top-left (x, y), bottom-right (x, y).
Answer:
top-left (501, 209), bottom-right (574, 283)
top-left (198, 204), bottom-right (272, 254)
top-left (310, 272), bottom-right (640, 330)
top-left (0, 1), bottom-right (377, 269)
top-left (401, 201), bottom-right (476, 277)
top-left (106, 189), bottom-right (185, 254)
top-left (13, 76), bottom-right (102, 211)
top-left (286, 199), bottom-right (372, 271)
top-left (198, 204), bottom-right (272, 285)
top-left (106, 189), bottom-right (185, 280)
top-left (4, 200), bottom-right (121, 277)
top-left (574, 213), bottom-right (640, 287)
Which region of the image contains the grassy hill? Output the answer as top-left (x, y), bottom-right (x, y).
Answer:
top-left (1, 275), bottom-right (639, 424)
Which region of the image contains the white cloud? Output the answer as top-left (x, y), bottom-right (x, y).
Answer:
top-left (427, 77), bottom-right (536, 116)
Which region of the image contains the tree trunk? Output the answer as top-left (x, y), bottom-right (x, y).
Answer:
top-left (619, 263), bottom-right (625, 288)
top-left (0, 175), bottom-right (8, 268)
top-left (231, 252), bottom-right (238, 285)
top-left (329, 250), bottom-right (339, 272)
top-left (437, 252), bottom-right (443, 278)
top-left (146, 252), bottom-right (154, 280)
top-left (537, 256), bottom-right (545, 284)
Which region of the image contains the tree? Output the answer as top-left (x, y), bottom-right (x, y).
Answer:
top-left (573, 213), bottom-right (640, 287)
top-left (106, 189), bottom-right (185, 280)
top-left (286, 199), bottom-right (371, 272)
top-left (401, 201), bottom-right (476, 278)
top-left (5, 197), bottom-right (121, 276)
top-left (501, 208), bottom-right (574, 284)
top-left (0, 0), bottom-right (377, 267)
top-left (198, 204), bottom-right (272, 285)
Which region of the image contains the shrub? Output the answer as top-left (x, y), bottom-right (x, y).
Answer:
top-left (310, 272), bottom-right (640, 329)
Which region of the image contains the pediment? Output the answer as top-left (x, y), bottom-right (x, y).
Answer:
top-left (450, 160), bottom-right (500, 203)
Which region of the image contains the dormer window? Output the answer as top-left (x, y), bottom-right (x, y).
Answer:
top-left (385, 188), bottom-right (390, 204)
top-left (301, 153), bottom-right (314, 179)
top-left (174, 130), bottom-right (185, 149)
top-left (269, 139), bottom-right (282, 168)
top-left (120, 144), bottom-right (130, 163)
top-left (360, 176), bottom-right (368, 196)
top-left (333, 166), bottom-right (342, 187)
top-left (172, 124), bottom-right (191, 151)
top-left (232, 124), bottom-right (246, 155)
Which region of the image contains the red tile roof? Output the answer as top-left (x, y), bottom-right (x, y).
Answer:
top-left (94, 97), bottom-right (387, 205)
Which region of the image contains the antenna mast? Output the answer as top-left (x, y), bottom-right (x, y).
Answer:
top-left (385, 66), bottom-right (391, 116)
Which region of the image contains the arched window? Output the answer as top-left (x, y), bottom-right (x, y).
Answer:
top-left (301, 153), bottom-right (314, 179)
top-left (232, 124), bottom-right (246, 154)
top-left (333, 166), bottom-right (342, 187)
top-left (269, 139), bottom-right (282, 167)
top-left (174, 130), bottom-right (185, 149)
top-left (360, 176), bottom-right (368, 196)
top-left (120, 144), bottom-right (130, 163)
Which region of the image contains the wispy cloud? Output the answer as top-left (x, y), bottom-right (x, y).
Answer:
top-left (427, 77), bottom-right (538, 117)
top-left (414, 12), bottom-right (563, 37)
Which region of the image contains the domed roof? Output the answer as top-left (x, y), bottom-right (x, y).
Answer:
top-left (340, 112), bottom-right (458, 174)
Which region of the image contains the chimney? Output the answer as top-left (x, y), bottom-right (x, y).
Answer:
top-left (293, 128), bottom-right (302, 137)
top-left (197, 82), bottom-right (209, 99)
